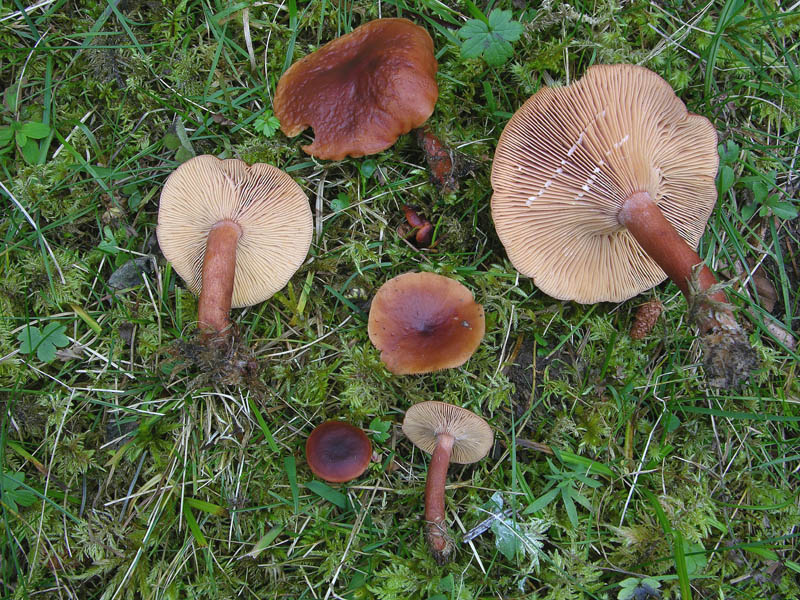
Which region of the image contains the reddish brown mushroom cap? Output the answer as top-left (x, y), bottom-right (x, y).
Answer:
top-left (273, 18), bottom-right (438, 160)
top-left (368, 272), bottom-right (485, 375)
top-left (305, 421), bottom-right (372, 483)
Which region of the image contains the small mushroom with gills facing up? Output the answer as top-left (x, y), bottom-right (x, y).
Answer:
top-left (368, 272), bottom-right (485, 375)
top-left (273, 18), bottom-right (438, 160)
top-left (157, 155), bottom-right (312, 340)
top-left (402, 401), bottom-right (493, 564)
top-left (305, 421), bottom-right (372, 483)
top-left (490, 63), bottom-right (758, 388)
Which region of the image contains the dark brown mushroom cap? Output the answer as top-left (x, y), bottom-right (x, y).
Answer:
top-left (491, 64), bottom-right (719, 303)
top-left (157, 155), bottom-right (312, 307)
top-left (273, 18), bottom-right (438, 160)
top-left (305, 421), bottom-right (372, 483)
top-left (402, 401), bottom-right (493, 464)
top-left (368, 272), bottom-right (485, 375)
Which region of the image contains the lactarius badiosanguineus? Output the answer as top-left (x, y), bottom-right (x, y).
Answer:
top-left (490, 64), bottom-right (758, 387)
top-left (367, 272), bottom-right (485, 375)
top-left (157, 155), bottom-right (312, 338)
top-left (273, 18), bottom-right (438, 160)
top-left (402, 401), bottom-right (493, 564)
top-left (305, 421), bottom-right (372, 483)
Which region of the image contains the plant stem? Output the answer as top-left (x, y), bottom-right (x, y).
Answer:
top-left (425, 432), bottom-right (454, 563)
top-left (197, 220), bottom-right (242, 335)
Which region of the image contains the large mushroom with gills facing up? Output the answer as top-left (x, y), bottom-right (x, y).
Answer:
top-left (157, 155), bottom-right (313, 339)
top-left (273, 18), bottom-right (438, 161)
top-left (367, 272), bottom-right (485, 375)
top-left (490, 64), bottom-right (758, 388)
top-left (402, 401), bottom-right (493, 564)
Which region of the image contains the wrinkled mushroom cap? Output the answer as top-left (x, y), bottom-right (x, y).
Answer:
top-left (491, 64), bottom-right (719, 303)
top-left (305, 421), bottom-right (372, 483)
top-left (157, 155), bottom-right (312, 308)
top-left (273, 18), bottom-right (438, 160)
top-left (402, 401), bottom-right (493, 464)
top-left (368, 272), bottom-right (485, 375)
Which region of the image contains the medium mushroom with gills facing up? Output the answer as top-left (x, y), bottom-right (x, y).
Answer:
top-left (157, 155), bottom-right (312, 339)
top-left (491, 64), bottom-right (758, 388)
top-left (402, 401), bottom-right (493, 564)
top-left (273, 18), bottom-right (438, 161)
top-left (368, 272), bottom-right (485, 375)
top-left (305, 421), bottom-right (372, 483)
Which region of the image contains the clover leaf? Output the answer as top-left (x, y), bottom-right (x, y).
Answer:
top-left (458, 9), bottom-right (524, 66)
top-left (17, 322), bottom-right (70, 363)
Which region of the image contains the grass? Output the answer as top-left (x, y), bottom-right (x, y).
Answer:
top-left (1, 0), bottom-right (799, 598)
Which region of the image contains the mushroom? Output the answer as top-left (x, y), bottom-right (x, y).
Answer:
top-left (491, 64), bottom-right (757, 386)
top-left (157, 155), bottom-right (312, 337)
top-left (402, 401), bottom-right (493, 564)
top-left (273, 18), bottom-right (438, 160)
top-left (305, 421), bottom-right (372, 483)
top-left (368, 272), bottom-right (485, 375)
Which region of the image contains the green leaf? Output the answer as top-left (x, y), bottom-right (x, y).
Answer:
top-left (491, 514), bottom-right (521, 560)
top-left (359, 159), bottom-right (377, 179)
top-left (175, 146), bottom-right (193, 163)
top-left (458, 19), bottom-right (488, 38)
top-left (20, 138), bottom-right (42, 165)
top-left (483, 39), bottom-right (514, 66)
top-left (41, 322), bottom-right (69, 347)
top-left (245, 523), bottom-right (285, 558)
top-left (764, 198), bottom-right (798, 220)
top-left (561, 487), bottom-right (579, 527)
top-left (306, 480), bottom-right (348, 509)
top-left (0, 127), bottom-right (13, 146)
top-left (0, 472), bottom-right (38, 513)
top-left (717, 164), bottom-right (735, 197)
top-left (20, 121), bottom-right (51, 139)
top-left (254, 111), bottom-right (281, 137)
top-left (182, 504), bottom-right (207, 547)
top-left (459, 34), bottom-right (488, 59)
top-left (683, 540), bottom-right (707, 576)
top-left (488, 9), bottom-right (524, 41)
top-left (718, 139), bottom-right (739, 165)
top-left (163, 132), bottom-right (181, 150)
top-left (184, 497), bottom-right (227, 516)
top-left (17, 325), bottom-right (44, 355)
top-left (15, 129), bottom-right (27, 147)
top-left (458, 9), bottom-right (523, 66)
top-left (524, 487), bottom-right (559, 514)
top-left (438, 573), bottom-right (454, 592)
top-left (740, 203), bottom-right (757, 221)
top-left (17, 323), bottom-right (70, 363)
top-left (368, 416), bottom-right (391, 443)
top-left (751, 180), bottom-right (768, 204)
top-left (330, 192), bottom-right (350, 212)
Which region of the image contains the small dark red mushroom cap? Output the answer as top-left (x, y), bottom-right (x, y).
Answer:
top-left (368, 272), bottom-right (485, 375)
top-left (305, 421), bottom-right (372, 483)
top-left (273, 18), bottom-right (438, 160)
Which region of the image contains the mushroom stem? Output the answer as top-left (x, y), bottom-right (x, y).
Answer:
top-left (424, 432), bottom-right (455, 563)
top-left (618, 191), bottom-right (731, 333)
top-left (198, 220), bottom-right (242, 335)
